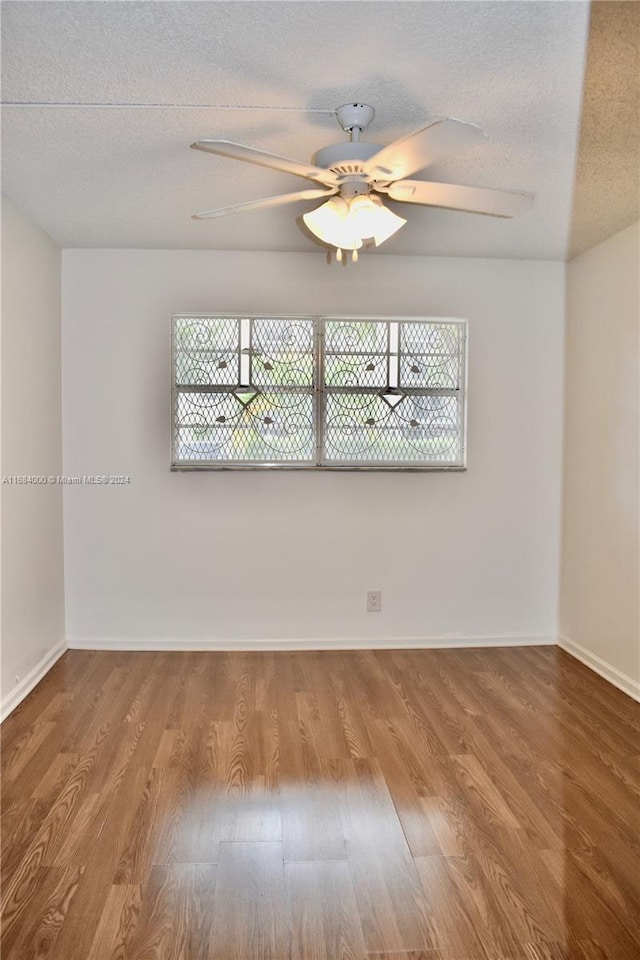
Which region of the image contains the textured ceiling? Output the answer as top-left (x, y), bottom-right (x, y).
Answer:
top-left (2, 1), bottom-right (590, 258)
top-left (569, 1), bottom-right (640, 258)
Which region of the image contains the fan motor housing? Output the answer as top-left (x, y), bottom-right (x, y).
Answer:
top-left (311, 141), bottom-right (383, 181)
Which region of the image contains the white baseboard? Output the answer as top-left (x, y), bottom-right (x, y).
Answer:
top-left (558, 634), bottom-right (640, 703)
top-left (1, 639), bottom-right (67, 722)
top-left (67, 634), bottom-right (553, 653)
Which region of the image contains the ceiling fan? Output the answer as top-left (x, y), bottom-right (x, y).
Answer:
top-left (191, 102), bottom-right (534, 261)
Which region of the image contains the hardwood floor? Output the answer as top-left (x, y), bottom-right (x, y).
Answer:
top-left (1, 646), bottom-right (639, 959)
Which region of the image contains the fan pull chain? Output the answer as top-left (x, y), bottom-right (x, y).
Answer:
top-left (334, 248), bottom-right (360, 264)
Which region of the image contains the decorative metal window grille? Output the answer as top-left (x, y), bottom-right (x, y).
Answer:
top-left (172, 315), bottom-right (467, 470)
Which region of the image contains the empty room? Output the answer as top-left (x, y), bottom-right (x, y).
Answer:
top-left (1, 1), bottom-right (639, 958)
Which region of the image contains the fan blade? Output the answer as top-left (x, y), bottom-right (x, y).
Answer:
top-left (192, 187), bottom-right (338, 220)
top-left (191, 140), bottom-right (339, 186)
top-left (387, 180), bottom-right (535, 218)
top-left (363, 119), bottom-right (486, 181)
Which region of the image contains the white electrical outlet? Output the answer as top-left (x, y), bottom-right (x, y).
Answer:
top-left (367, 590), bottom-right (382, 613)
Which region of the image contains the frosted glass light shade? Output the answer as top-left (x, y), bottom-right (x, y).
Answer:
top-left (302, 197), bottom-right (362, 251)
top-left (349, 195), bottom-right (407, 245)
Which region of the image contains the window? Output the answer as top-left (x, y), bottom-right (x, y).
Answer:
top-left (172, 315), bottom-right (467, 470)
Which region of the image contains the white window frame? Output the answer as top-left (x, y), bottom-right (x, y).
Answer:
top-left (171, 314), bottom-right (468, 471)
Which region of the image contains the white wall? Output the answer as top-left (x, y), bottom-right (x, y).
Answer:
top-left (560, 222), bottom-right (640, 697)
top-left (62, 249), bottom-right (564, 648)
top-left (1, 198), bottom-right (65, 714)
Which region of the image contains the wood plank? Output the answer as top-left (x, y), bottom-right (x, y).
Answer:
top-left (210, 841), bottom-right (286, 959)
top-left (86, 884), bottom-right (142, 960)
top-left (340, 758), bottom-right (437, 953)
top-left (286, 860), bottom-right (368, 960)
top-left (2, 865), bottom-right (84, 960)
top-left (125, 863), bottom-right (217, 960)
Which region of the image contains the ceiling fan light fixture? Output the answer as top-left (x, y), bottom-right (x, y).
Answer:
top-left (303, 192), bottom-right (406, 253)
